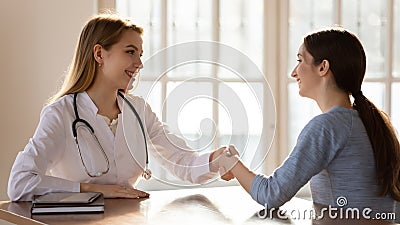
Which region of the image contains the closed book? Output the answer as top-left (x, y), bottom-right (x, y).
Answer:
top-left (31, 192), bottom-right (104, 214)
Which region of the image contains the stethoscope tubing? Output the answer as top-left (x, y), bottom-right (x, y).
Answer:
top-left (117, 91), bottom-right (149, 165)
top-left (72, 92), bottom-right (149, 177)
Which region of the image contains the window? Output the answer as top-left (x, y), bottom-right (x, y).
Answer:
top-left (287, 0), bottom-right (400, 152)
top-left (113, 0), bottom-right (400, 189)
top-left (116, 0), bottom-right (272, 188)
top-left (392, 0), bottom-right (400, 132)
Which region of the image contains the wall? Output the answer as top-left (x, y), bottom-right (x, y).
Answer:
top-left (0, 0), bottom-right (95, 200)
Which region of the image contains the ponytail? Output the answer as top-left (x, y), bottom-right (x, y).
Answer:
top-left (353, 91), bottom-right (400, 201)
top-left (304, 28), bottom-right (400, 200)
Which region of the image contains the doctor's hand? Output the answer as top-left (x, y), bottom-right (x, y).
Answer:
top-left (80, 183), bottom-right (150, 199)
top-left (210, 146), bottom-right (234, 180)
top-left (210, 145), bottom-right (240, 181)
top-left (218, 145), bottom-right (240, 181)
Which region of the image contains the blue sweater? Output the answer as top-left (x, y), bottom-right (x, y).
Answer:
top-left (250, 106), bottom-right (398, 217)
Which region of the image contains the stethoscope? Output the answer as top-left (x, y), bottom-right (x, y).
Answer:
top-left (72, 91), bottom-right (151, 180)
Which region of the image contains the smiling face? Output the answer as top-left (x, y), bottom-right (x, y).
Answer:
top-left (98, 29), bottom-right (143, 91)
top-left (291, 43), bottom-right (322, 99)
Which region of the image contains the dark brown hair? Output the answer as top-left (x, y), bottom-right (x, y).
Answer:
top-left (304, 28), bottom-right (400, 200)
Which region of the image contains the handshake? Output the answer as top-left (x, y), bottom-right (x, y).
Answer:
top-left (211, 145), bottom-right (242, 181)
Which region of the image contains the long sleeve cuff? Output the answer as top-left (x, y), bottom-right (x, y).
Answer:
top-left (38, 175), bottom-right (81, 193)
top-left (9, 175), bottom-right (81, 201)
top-left (190, 152), bottom-right (218, 183)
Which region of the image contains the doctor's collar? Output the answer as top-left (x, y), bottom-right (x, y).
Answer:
top-left (79, 91), bottom-right (125, 116)
top-left (79, 91), bottom-right (100, 115)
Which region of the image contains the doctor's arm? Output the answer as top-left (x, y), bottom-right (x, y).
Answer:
top-left (8, 105), bottom-right (79, 201)
top-left (142, 100), bottom-right (221, 184)
top-left (8, 104), bottom-right (148, 201)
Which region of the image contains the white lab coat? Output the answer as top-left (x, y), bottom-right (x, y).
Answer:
top-left (8, 92), bottom-right (216, 201)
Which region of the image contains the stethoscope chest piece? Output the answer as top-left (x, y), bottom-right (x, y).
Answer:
top-left (142, 168), bottom-right (152, 180)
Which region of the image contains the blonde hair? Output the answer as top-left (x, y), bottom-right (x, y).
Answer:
top-left (49, 14), bottom-right (143, 103)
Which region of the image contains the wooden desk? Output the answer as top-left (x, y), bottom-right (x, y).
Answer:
top-left (0, 186), bottom-right (397, 225)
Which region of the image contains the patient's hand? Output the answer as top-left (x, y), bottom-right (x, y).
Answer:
top-left (220, 170), bottom-right (235, 181)
top-left (210, 145), bottom-right (240, 181)
top-left (80, 183), bottom-right (149, 198)
top-left (218, 145), bottom-right (240, 181)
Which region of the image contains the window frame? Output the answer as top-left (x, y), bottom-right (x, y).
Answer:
top-left (101, 0), bottom-right (400, 178)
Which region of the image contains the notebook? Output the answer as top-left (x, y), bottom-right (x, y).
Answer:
top-left (31, 192), bottom-right (104, 214)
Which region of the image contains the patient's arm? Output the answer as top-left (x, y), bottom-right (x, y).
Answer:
top-left (218, 146), bottom-right (256, 193)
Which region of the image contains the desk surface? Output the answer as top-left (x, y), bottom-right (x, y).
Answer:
top-left (0, 186), bottom-right (397, 225)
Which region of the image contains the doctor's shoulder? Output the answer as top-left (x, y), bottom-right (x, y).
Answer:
top-left (40, 94), bottom-right (74, 119)
top-left (124, 93), bottom-right (154, 112)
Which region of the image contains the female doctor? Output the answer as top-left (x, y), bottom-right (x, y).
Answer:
top-left (8, 14), bottom-right (228, 201)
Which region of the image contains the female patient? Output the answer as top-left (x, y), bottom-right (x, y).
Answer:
top-left (8, 14), bottom-right (226, 201)
top-left (220, 28), bottom-right (400, 217)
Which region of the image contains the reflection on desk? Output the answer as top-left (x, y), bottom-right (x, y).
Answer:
top-left (0, 186), bottom-right (398, 225)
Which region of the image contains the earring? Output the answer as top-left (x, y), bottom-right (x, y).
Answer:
top-left (99, 63), bottom-right (102, 67)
